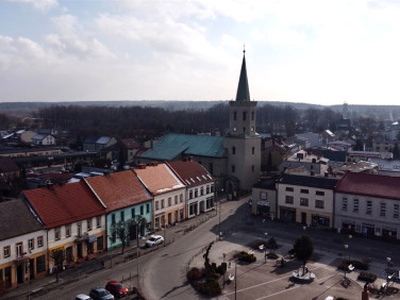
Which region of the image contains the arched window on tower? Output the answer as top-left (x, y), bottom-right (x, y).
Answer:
top-left (232, 147), bottom-right (236, 155)
top-left (252, 147), bottom-right (255, 154)
top-left (233, 111), bottom-right (237, 121)
top-left (243, 112), bottom-right (247, 121)
top-left (251, 112), bottom-right (255, 121)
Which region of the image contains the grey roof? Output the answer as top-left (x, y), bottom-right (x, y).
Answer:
top-left (140, 133), bottom-right (226, 160)
top-left (278, 173), bottom-right (338, 189)
top-left (96, 136), bottom-right (111, 145)
top-left (0, 199), bottom-right (43, 240)
top-left (32, 133), bottom-right (49, 140)
top-left (235, 50), bottom-right (251, 102)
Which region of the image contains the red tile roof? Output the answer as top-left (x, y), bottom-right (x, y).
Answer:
top-left (85, 170), bottom-right (152, 211)
top-left (23, 181), bottom-right (105, 229)
top-left (336, 171), bottom-right (400, 200)
top-left (134, 163), bottom-right (185, 195)
top-left (166, 160), bottom-right (214, 187)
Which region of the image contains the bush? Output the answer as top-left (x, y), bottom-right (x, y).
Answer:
top-left (266, 252), bottom-right (279, 259)
top-left (267, 237), bottom-right (278, 249)
top-left (199, 279), bottom-right (221, 297)
top-left (216, 262), bottom-right (227, 275)
top-left (187, 267), bottom-right (204, 282)
top-left (234, 251), bottom-right (256, 263)
top-left (358, 272), bottom-right (377, 283)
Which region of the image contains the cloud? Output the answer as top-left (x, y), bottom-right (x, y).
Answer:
top-left (6, 0), bottom-right (58, 12)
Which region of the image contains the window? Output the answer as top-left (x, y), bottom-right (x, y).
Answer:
top-left (243, 111), bottom-right (246, 121)
top-left (180, 194), bottom-right (183, 203)
top-left (342, 197), bottom-right (348, 212)
top-left (252, 147), bottom-right (255, 155)
top-left (16, 242), bottom-right (23, 257)
top-left (366, 200), bottom-right (372, 215)
top-left (394, 204), bottom-right (399, 219)
top-left (77, 223), bottom-right (82, 237)
top-left (36, 255), bottom-right (46, 273)
top-left (146, 203), bottom-right (150, 213)
top-left (300, 189), bottom-right (309, 194)
top-left (300, 198), bottom-right (309, 206)
top-left (189, 190), bottom-right (193, 199)
top-left (252, 165), bottom-right (255, 172)
top-left (194, 189), bottom-right (198, 197)
top-left (233, 111), bottom-right (237, 121)
top-left (96, 217), bottom-right (101, 228)
top-left (55, 228), bottom-right (61, 241)
top-left (251, 112), bottom-right (254, 121)
top-left (87, 218), bottom-right (92, 231)
top-left (168, 197), bottom-right (171, 206)
top-left (140, 205), bottom-right (144, 215)
top-left (155, 201), bottom-right (159, 210)
top-left (260, 192), bottom-right (267, 200)
top-left (37, 236), bottom-right (43, 248)
top-left (285, 196), bottom-right (294, 204)
top-left (65, 225), bottom-right (71, 237)
top-left (3, 246), bottom-right (10, 258)
top-left (315, 200), bottom-right (324, 209)
top-left (380, 202), bottom-right (386, 217)
top-left (28, 238), bottom-right (35, 250)
top-left (231, 165), bottom-right (235, 173)
top-left (97, 236), bottom-right (103, 251)
top-left (232, 147), bottom-right (236, 155)
top-left (351, 199), bottom-right (358, 213)
top-left (120, 211), bottom-right (124, 222)
top-left (285, 187), bottom-right (294, 192)
top-left (200, 187), bottom-right (204, 196)
top-left (111, 213), bottom-right (116, 225)
top-left (315, 191), bottom-right (325, 196)
top-left (175, 195), bottom-right (178, 204)
top-left (131, 208), bottom-right (135, 218)
top-left (161, 199), bottom-right (164, 208)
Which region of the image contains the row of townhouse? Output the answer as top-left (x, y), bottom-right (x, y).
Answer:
top-left (0, 160), bottom-right (215, 291)
top-left (252, 171), bottom-right (400, 241)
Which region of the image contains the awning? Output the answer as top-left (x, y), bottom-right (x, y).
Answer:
top-left (257, 200), bottom-right (270, 206)
top-left (88, 236), bottom-right (97, 243)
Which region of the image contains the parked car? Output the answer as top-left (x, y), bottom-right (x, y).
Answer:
top-left (75, 294), bottom-right (93, 300)
top-left (145, 234), bottom-right (164, 247)
top-left (89, 287), bottom-right (114, 300)
top-left (105, 280), bottom-right (129, 298)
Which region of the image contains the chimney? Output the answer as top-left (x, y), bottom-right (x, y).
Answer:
top-left (151, 162), bottom-right (158, 166)
top-left (138, 164), bottom-right (146, 169)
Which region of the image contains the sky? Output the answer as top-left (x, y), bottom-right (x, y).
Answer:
top-left (1, 0), bottom-right (400, 106)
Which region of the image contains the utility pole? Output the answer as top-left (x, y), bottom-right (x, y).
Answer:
top-left (136, 224), bottom-right (139, 277)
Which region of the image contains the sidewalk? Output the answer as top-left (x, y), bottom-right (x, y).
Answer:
top-left (2, 208), bottom-right (218, 300)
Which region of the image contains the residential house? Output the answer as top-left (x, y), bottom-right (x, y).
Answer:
top-left (262, 138), bottom-right (297, 172)
top-left (134, 162), bottom-right (186, 230)
top-left (83, 135), bottom-right (117, 152)
top-left (334, 172), bottom-right (400, 240)
top-left (251, 177), bottom-right (277, 219)
top-left (0, 199), bottom-right (47, 290)
top-left (22, 181), bottom-right (106, 272)
top-left (279, 150), bottom-right (329, 176)
top-left (85, 170), bottom-right (153, 251)
top-left (17, 130), bottom-right (37, 144)
top-left (166, 160), bottom-right (215, 219)
top-left (120, 138), bottom-right (141, 164)
top-left (277, 173), bottom-right (338, 228)
top-left (31, 134), bottom-right (56, 146)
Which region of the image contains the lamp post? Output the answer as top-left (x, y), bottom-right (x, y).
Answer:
top-left (234, 259), bottom-right (237, 300)
top-left (264, 232), bottom-right (268, 263)
top-left (136, 224), bottom-right (140, 277)
top-left (27, 260), bottom-right (31, 300)
top-left (343, 244), bottom-right (349, 278)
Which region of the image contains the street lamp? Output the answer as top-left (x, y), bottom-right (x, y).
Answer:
top-left (27, 260), bottom-right (31, 300)
top-left (343, 244), bottom-right (349, 279)
top-left (264, 232), bottom-right (268, 263)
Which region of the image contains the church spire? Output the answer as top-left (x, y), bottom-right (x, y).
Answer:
top-left (235, 48), bottom-right (251, 102)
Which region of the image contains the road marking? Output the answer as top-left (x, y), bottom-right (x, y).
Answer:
top-left (225, 266), bottom-right (325, 298)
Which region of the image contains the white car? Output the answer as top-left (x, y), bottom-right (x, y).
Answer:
top-left (145, 235), bottom-right (164, 247)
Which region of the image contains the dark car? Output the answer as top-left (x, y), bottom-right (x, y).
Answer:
top-left (105, 281), bottom-right (129, 298)
top-left (89, 287), bottom-right (114, 300)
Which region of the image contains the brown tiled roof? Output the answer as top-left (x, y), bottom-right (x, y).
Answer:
top-left (85, 170), bottom-right (152, 211)
top-left (0, 157), bottom-right (19, 172)
top-left (23, 181), bottom-right (105, 229)
top-left (335, 171), bottom-right (400, 200)
top-left (166, 160), bottom-right (213, 187)
top-left (134, 163), bottom-right (185, 195)
top-left (0, 199), bottom-right (44, 240)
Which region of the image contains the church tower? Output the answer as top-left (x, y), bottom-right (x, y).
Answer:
top-left (224, 49), bottom-right (261, 193)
